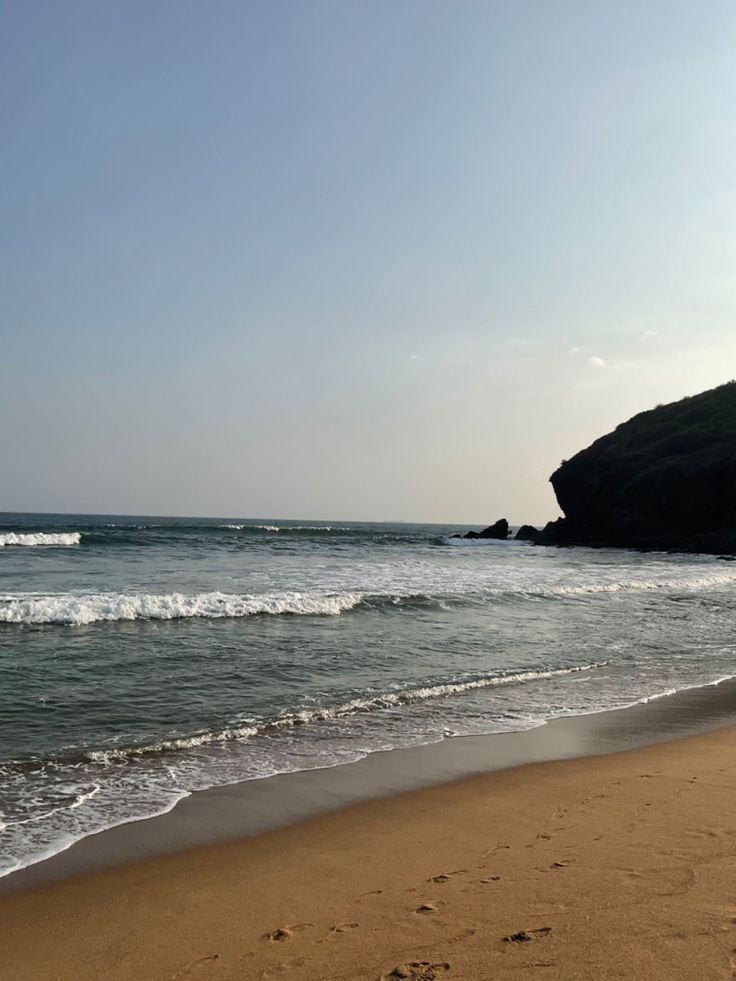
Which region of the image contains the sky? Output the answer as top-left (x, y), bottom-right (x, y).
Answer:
top-left (2, 0), bottom-right (736, 524)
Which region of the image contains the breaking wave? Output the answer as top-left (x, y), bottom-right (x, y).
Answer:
top-left (0, 532), bottom-right (81, 548)
top-left (0, 590), bottom-right (364, 626)
top-left (3, 564), bottom-right (736, 627)
top-left (15, 662), bottom-right (604, 766)
top-left (546, 571), bottom-right (736, 595)
top-left (443, 535), bottom-right (520, 546)
top-left (218, 524), bottom-right (354, 533)
top-left (252, 524), bottom-right (353, 533)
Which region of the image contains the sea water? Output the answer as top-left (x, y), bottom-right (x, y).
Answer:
top-left (2, 512), bottom-right (735, 877)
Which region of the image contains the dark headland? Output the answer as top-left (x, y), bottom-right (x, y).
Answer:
top-left (458, 381), bottom-right (736, 555)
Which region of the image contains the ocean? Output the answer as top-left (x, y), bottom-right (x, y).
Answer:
top-left (2, 511), bottom-right (735, 879)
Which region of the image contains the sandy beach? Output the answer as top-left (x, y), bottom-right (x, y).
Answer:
top-left (3, 697), bottom-right (736, 981)
top-left (6, 2), bottom-right (736, 977)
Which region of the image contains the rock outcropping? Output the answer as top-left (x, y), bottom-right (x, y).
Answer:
top-left (471, 518), bottom-right (509, 540)
top-left (514, 524), bottom-right (541, 543)
top-left (451, 519), bottom-right (509, 540)
top-left (543, 382), bottom-right (736, 554)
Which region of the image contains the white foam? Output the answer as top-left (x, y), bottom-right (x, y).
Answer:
top-left (7, 784), bottom-right (101, 827)
top-left (443, 536), bottom-right (518, 546)
top-left (254, 525), bottom-right (351, 532)
top-left (3, 563), bottom-right (734, 626)
top-left (271, 662), bottom-right (607, 725)
top-left (0, 590), bottom-right (364, 626)
top-left (86, 725), bottom-right (261, 760)
top-left (545, 571), bottom-right (736, 596)
top-left (83, 662), bottom-right (606, 760)
top-left (0, 532), bottom-right (81, 548)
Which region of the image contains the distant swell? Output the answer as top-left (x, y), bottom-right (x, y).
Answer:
top-left (218, 524), bottom-right (353, 533)
top-left (0, 532), bottom-right (81, 548)
top-left (251, 524), bottom-right (353, 533)
top-left (443, 536), bottom-right (517, 547)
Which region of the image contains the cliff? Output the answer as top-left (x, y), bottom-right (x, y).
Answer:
top-left (544, 382), bottom-right (736, 554)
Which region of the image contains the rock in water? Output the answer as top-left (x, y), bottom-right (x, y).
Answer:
top-left (474, 518), bottom-right (509, 539)
top-left (515, 524), bottom-right (541, 542)
top-left (547, 381), bottom-right (736, 554)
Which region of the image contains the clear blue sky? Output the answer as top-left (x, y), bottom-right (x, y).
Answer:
top-left (2, 0), bottom-right (736, 522)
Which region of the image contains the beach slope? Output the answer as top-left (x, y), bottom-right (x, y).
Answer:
top-left (3, 725), bottom-right (736, 980)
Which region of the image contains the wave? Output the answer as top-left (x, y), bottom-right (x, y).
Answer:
top-left (0, 532), bottom-right (81, 548)
top-left (88, 523), bottom-right (357, 540)
top-left (103, 523), bottom-right (164, 529)
top-left (15, 522), bottom-right (432, 550)
top-left (546, 571), bottom-right (736, 595)
top-left (217, 523), bottom-right (353, 533)
top-left (8, 662), bottom-right (604, 767)
top-left (443, 536), bottom-right (520, 547)
top-left (0, 590), bottom-right (364, 626)
top-left (251, 524), bottom-right (353, 533)
top-left (0, 589), bottom-right (458, 626)
top-left (3, 564), bottom-right (736, 626)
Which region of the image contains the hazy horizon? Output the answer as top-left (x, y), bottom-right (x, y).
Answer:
top-left (0, 508), bottom-right (555, 527)
top-left (3, 1), bottom-right (736, 522)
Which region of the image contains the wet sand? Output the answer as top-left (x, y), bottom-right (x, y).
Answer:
top-left (5, 677), bottom-right (736, 894)
top-left (3, 683), bottom-right (736, 979)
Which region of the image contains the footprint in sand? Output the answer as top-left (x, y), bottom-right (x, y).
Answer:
top-left (355, 889), bottom-right (383, 901)
top-left (502, 927), bottom-right (552, 943)
top-left (329, 922), bottom-right (360, 934)
top-left (263, 924), bottom-right (314, 943)
top-left (170, 954), bottom-right (220, 979)
top-left (429, 869), bottom-right (468, 884)
top-left (261, 957), bottom-right (306, 978)
top-left (380, 961), bottom-right (450, 980)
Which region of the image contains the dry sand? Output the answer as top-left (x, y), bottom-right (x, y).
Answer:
top-left (3, 723), bottom-right (736, 980)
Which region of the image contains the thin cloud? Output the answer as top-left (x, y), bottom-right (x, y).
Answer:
top-left (588, 355), bottom-right (606, 368)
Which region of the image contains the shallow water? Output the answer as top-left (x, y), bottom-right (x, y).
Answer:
top-left (2, 512), bottom-right (735, 877)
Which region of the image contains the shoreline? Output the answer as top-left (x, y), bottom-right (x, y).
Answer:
top-left (5, 675), bottom-right (736, 896)
top-left (3, 690), bottom-right (736, 979)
